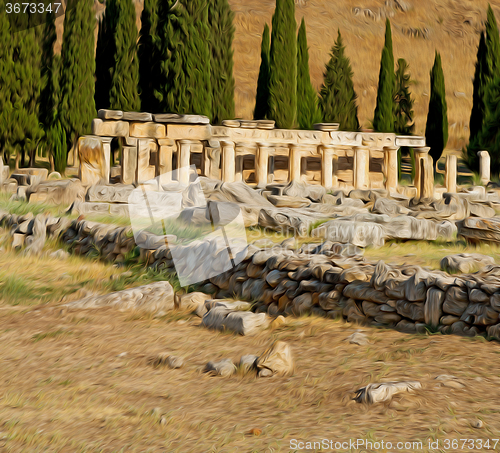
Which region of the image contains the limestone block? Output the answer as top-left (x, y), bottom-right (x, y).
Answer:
top-left (129, 122), bottom-right (166, 138)
top-left (395, 135), bottom-right (426, 147)
top-left (92, 118), bottom-right (129, 137)
top-left (121, 146), bottom-right (137, 185)
top-left (27, 179), bottom-right (85, 205)
top-left (154, 113), bottom-right (210, 124)
top-left (109, 204), bottom-right (130, 217)
top-left (122, 112), bottom-right (153, 122)
top-left (478, 150), bottom-right (491, 186)
top-left (424, 287), bottom-right (445, 327)
top-left (440, 253), bottom-right (495, 273)
top-left (12, 168), bottom-right (48, 182)
top-left (78, 136), bottom-right (109, 186)
top-left (87, 184), bottom-right (135, 203)
top-left (98, 109), bottom-right (123, 120)
top-left (0, 159), bottom-right (9, 183)
top-left (165, 124), bottom-right (211, 140)
top-left (256, 341), bottom-right (294, 376)
top-left (355, 381), bottom-right (422, 404)
top-left (71, 201), bottom-right (110, 215)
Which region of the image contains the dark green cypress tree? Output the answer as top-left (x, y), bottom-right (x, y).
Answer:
top-left (394, 58), bottom-right (414, 135)
top-left (95, 12), bottom-right (114, 111)
top-left (254, 24), bottom-right (271, 120)
top-left (319, 30), bottom-right (359, 131)
top-left (425, 52), bottom-right (448, 164)
top-left (156, 0), bottom-right (212, 118)
top-left (268, 0), bottom-right (297, 129)
top-left (39, 9), bottom-right (57, 130)
top-left (59, 0), bottom-right (96, 155)
top-left (0, 1), bottom-right (13, 164)
top-left (373, 19), bottom-right (396, 132)
top-left (138, 0), bottom-right (159, 112)
top-left (467, 6), bottom-right (500, 170)
top-left (296, 18), bottom-right (321, 130)
top-left (208, 0), bottom-right (235, 124)
top-left (109, 0), bottom-right (140, 111)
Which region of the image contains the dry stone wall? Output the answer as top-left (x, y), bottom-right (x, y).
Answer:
top-left (3, 208), bottom-right (500, 340)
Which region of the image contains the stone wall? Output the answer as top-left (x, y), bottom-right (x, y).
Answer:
top-left (3, 208), bottom-right (500, 340)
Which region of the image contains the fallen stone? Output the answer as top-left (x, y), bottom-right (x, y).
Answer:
top-left (255, 341), bottom-right (293, 377)
top-left (27, 179), bottom-right (85, 205)
top-left (49, 249), bottom-right (70, 260)
top-left (311, 220), bottom-right (386, 248)
top-left (152, 353), bottom-right (184, 369)
top-left (345, 331), bottom-right (369, 345)
top-left (239, 355), bottom-right (258, 374)
top-left (204, 358), bottom-right (236, 377)
top-left (440, 253), bottom-right (495, 274)
top-left (354, 381), bottom-right (422, 404)
top-left (63, 281), bottom-right (175, 314)
top-left (201, 306), bottom-right (268, 335)
top-left (176, 292), bottom-right (209, 313)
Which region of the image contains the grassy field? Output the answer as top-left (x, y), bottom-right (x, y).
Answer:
top-left (2, 200), bottom-right (500, 450)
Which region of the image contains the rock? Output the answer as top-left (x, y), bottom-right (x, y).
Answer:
top-left (311, 220), bottom-right (385, 248)
top-left (152, 353), bottom-right (184, 369)
top-left (122, 111), bottom-right (153, 122)
top-left (87, 184), bottom-right (135, 204)
top-left (204, 359), bottom-right (236, 377)
top-left (435, 375), bottom-right (465, 389)
top-left (424, 287), bottom-right (445, 327)
top-left (355, 381), bottom-right (422, 404)
top-left (292, 293), bottom-right (313, 315)
top-left (239, 355), bottom-right (258, 374)
top-left (267, 195), bottom-right (310, 208)
top-left (201, 307), bottom-right (269, 335)
top-left (443, 286), bottom-right (469, 316)
top-left (459, 217), bottom-right (500, 244)
top-left (345, 331), bottom-right (369, 345)
top-left (49, 249), bottom-right (70, 260)
top-left (460, 303), bottom-right (498, 326)
top-left (255, 341), bottom-right (293, 377)
top-left (282, 180), bottom-right (326, 202)
top-left (63, 281), bottom-right (175, 314)
top-left (176, 292), bottom-right (209, 313)
top-left (440, 253), bottom-right (495, 274)
top-left (27, 179), bottom-right (85, 205)
top-left (270, 315), bottom-right (286, 328)
top-left (395, 300), bottom-right (425, 322)
top-left (12, 233), bottom-right (26, 250)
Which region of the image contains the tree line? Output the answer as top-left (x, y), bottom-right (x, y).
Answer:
top-left (0, 0), bottom-right (497, 177)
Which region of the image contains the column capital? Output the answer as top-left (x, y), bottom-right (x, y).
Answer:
top-left (477, 150), bottom-right (490, 157)
top-left (178, 139), bottom-right (197, 145)
top-left (257, 142), bottom-right (274, 148)
top-left (383, 145), bottom-right (400, 151)
top-left (415, 146), bottom-right (430, 154)
top-left (220, 140), bottom-right (235, 147)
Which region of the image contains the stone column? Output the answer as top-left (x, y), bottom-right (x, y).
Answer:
top-left (320, 145), bottom-right (334, 189)
top-left (221, 140), bottom-right (236, 183)
top-left (177, 140), bottom-right (192, 185)
top-left (413, 147), bottom-right (433, 199)
top-left (383, 146), bottom-right (399, 193)
top-left (234, 143), bottom-right (246, 182)
top-left (445, 154), bottom-right (457, 193)
top-left (256, 143), bottom-right (272, 188)
top-left (121, 146), bottom-right (138, 185)
top-left (478, 150), bottom-right (491, 186)
top-left (137, 139), bottom-right (157, 183)
top-left (158, 139), bottom-right (175, 185)
top-left (353, 146), bottom-right (370, 189)
top-left (101, 137), bottom-right (113, 183)
top-left (288, 144), bottom-right (301, 183)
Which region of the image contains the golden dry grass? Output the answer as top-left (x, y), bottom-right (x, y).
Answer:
top-left (2, 233), bottom-right (500, 450)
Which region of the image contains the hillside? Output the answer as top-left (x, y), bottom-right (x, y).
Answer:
top-left (54, 0), bottom-right (500, 151)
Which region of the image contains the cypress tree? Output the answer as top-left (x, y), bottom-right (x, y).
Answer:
top-left (467, 6), bottom-right (500, 170)
top-left (0, 1), bottom-right (13, 164)
top-left (373, 19), bottom-right (396, 132)
top-left (254, 24), bottom-right (271, 120)
top-left (319, 30), bottom-right (359, 131)
top-left (138, 0), bottom-right (159, 112)
top-left (296, 18), bottom-right (321, 130)
top-left (394, 58), bottom-right (414, 135)
top-left (208, 0), bottom-right (235, 124)
top-left (268, 0), bottom-right (297, 129)
top-left (108, 0), bottom-right (140, 111)
top-left (156, 0), bottom-right (212, 118)
top-left (95, 14), bottom-right (114, 111)
top-left (39, 9), bottom-right (58, 130)
top-left (425, 52), bottom-right (448, 164)
top-left (59, 0), bottom-right (96, 157)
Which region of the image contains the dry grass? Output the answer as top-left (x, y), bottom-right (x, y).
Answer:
top-left (1, 229), bottom-right (500, 450)
top-left (49, 0), bottom-right (499, 153)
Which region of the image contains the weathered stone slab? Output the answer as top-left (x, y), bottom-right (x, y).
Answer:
top-left (109, 204), bottom-right (130, 217)
top-left (87, 184), bottom-right (135, 204)
top-left (355, 381), bottom-right (422, 404)
top-left (12, 168), bottom-right (48, 184)
top-left (129, 122), bottom-right (166, 138)
top-left (92, 118), bottom-right (129, 137)
top-left (154, 113), bottom-right (210, 124)
top-left (165, 124), bottom-right (211, 140)
top-left (255, 341), bottom-right (294, 377)
top-left (440, 253), bottom-right (495, 274)
top-left (425, 287), bottom-right (445, 327)
top-left (121, 146), bottom-right (137, 185)
top-left (27, 179), bottom-right (85, 205)
top-left (98, 109), bottom-right (123, 120)
top-left (459, 217), bottom-right (500, 244)
top-left (63, 281), bottom-right (175, 314)
top-left (71, 201), bottom-right (110, 215)
top-left (78, 136), bottom-right (109, 186)
top-left (122, 112), bottom-right (153, 122)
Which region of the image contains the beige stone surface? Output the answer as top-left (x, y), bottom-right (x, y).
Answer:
top-left (92, 118), bottom-right (129, 137)
top-left (129, 122), bottom-right (166, 139)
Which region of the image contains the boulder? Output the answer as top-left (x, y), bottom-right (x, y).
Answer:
top-left (201, 307), bottom-right (269, 335)
top-left (440, 253), bottom-right (495, 274)
top-left (354, 381), bottom-right (422, 404)
top-left (459, 217), bottom-right (500, 244)
top-left (424, 287), bottom-right (445, 327)
top-left (63, 281), bottom-right (175, 314)
top-left (204, 359), bottom-right (236, 377)
top-left (239, 355), bottom-right (258, 374)
top-left (255, 341), bottom-right (294, 377)
top-left (27, 179), bottom-right (85, 205)
top-left (176, 292), bottom-right (209, 312)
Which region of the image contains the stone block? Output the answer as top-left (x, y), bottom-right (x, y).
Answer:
top-left (12, 168), bottom-right (48, 182)
top-left (87, 184), bottom-right (135, 203)
top-left (121, 146), bottom-right (137, 185)
top-left (71, 201), bottom-right (110, 215)
top-left (165, 124), bottom-right (211, 140)
top-left (98, 109), bottom-right (123, 120)
top-left (78, 136), bottom-right (109, 186)
top-left (122, 112), bottom-right (153, 122)
top-left (129, 122), bottom-right (166, 138)
top-left (137, 139), bottom-right (157, 183)
top-left (92, 118), bottom-right (129, 137)
top-left (109, 204), bottom-right (130, 217)
top-left (27, 179), bottom-right (85, 205)
top-left (154, 113), bottom-right (210, 124)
